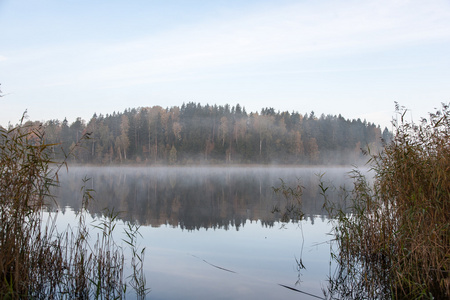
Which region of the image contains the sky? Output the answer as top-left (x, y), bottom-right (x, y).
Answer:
top-left (1, 0), bottom-right (450, 129)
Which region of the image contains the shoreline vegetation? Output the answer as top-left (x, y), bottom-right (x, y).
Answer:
top-left (0, 117), bottom-right (148, 299)
top-left (2, 102), bottom-right (390, 166)
top-left (277, 103), bottom-right (450, 299)
top-left (2, 99), bottom-right (448, 299)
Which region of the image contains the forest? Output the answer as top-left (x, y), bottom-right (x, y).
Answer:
top-left (7, 103), bottom-right (391, 165)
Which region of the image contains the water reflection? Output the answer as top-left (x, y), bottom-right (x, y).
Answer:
top-left (56, 166), bottom-right (351, 229)
top-left (53, 166), bottom-right (355, 299)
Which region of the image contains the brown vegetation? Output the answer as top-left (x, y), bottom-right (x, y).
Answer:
top-left (324, 103), bottom-right (450, 299)
top-left (0, 117), bottom-right (148, 299)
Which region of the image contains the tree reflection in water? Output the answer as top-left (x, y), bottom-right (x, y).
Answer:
top-left (55, 166), bottom-right (351, 230)
top-left (53, 166), bottom-right (359, 299)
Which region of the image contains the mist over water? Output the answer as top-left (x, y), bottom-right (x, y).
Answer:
top-left (54, 166), bottom-right (357, 299)
top-left (56, 166), bottom-right (354, 229)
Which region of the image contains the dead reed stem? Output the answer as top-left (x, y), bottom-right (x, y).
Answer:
top-left (0, 120), bottom-right (148, 299)
top-left (324, 103), bottom-right (450, 299)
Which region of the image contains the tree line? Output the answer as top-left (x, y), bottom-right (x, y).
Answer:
top-left (7, 102), bottom-right (391, 165)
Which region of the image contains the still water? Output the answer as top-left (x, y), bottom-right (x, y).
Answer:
top-left (55, 166), bottom-right (355, 300)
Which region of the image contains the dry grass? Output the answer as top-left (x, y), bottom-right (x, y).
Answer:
top-left (0, 119), bottom-right (148, 299)
top-left (324, 103), bottom-right (450, 299)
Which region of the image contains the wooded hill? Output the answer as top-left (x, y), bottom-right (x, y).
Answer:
top-left (12, 103), bottom-right (392, 165)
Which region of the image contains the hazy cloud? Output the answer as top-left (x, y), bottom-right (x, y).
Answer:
top-left (1, 0), bottom-right (449, 127)
top-left (70, 0), bottom-right (450, 87)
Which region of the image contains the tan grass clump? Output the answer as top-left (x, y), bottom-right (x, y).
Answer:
top-left (325, 103), bottom-right (450, 299)
top-left (0, 118), bottom-right (148, 299)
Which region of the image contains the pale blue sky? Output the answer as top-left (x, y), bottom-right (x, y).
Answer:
top-left (1, 0), bottom-right (449, 129)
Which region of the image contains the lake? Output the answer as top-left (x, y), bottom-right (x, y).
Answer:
top-left (54, 166), bottom-right (356, 300)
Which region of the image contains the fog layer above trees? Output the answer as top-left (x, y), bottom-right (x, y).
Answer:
top-left (14, 103), bottom-right (391, 165)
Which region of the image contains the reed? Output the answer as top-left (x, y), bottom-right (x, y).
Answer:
top-left (0, 118), bottom-right (148, 299)
top-left (324, 103), bottom-right (450, 299)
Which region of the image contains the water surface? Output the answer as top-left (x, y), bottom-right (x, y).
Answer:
top-left (55, 166), bottom-right (354, 299)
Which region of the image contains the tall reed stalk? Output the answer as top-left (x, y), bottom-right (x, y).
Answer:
top-left (324, 103), bottom-right (450, 299)
top-left (0, 118), bottom-right (148, 299)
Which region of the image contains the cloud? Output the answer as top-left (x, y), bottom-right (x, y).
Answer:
top-left (79, 0), bottom-right (449, 84)
top-left (6, 0), bottom-right (450, 90)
